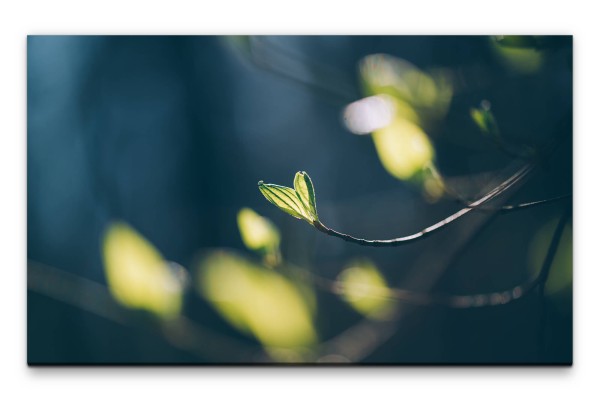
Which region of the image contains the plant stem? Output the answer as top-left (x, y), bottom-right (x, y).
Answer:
top-left (313, 164), bottom-right (533, 247)
top-left (293, 203), bottom-right (571, 309)
top-left (536, 205), bottom-right (572, 359)
top-left (461, 193), bottom-right (571, 213)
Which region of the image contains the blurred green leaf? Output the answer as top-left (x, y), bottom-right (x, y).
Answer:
top-left (372, 117), bottom-right (435, 181)
top-left (102, 222), bottom-right (183, 319)
top-left (258, 172), bottom-right (320, 225)
top-left (237, 207), bottom-right (281, 266)
top-left (493, 35), bottom-right (541, 49)
top-left (197, 250), bottom-right (317, 351)
top-left (349, 53), bottom-right (451, 202)
top-left (336, 259), bottom-right (396, 320)
top-left (470, 100), bottom-right (499, 137)
top-left (360, 54), bottom-right (453, 120)
top-left (493, 36), bottom-right (571, 51)
top-left (491, 37), bottom-right (543, 74)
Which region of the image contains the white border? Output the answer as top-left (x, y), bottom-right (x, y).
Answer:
top-left (2, 1), bottom-right (598, 400)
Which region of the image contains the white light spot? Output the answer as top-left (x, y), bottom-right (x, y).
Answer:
top-left (343, 95), bottom-right (395, 135)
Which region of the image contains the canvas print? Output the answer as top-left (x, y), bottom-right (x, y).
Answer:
top-left (27, 35), bottom-right (572, 365)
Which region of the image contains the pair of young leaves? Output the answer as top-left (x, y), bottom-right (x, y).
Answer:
top-left (258, 172), bottom-right (319, 226)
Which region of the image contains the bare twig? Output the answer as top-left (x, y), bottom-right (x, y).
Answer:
top-left (288, 219), bottom-right (567, 310)
top-left (537, 205), bottom-right (572, 358)
top-left (313, 164), bottom-right (533, 247)
top-left (463, 193), bottom-right (571, 213)
top-left (316, 182), bottom-right (507, 360)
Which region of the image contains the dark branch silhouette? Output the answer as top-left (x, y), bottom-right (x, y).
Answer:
top-left (313, 164), bottom-right (533, 247)
top-left (464, 193), bottom-right (571, 213)
top-left (291, 205), bottom-right (570, 309)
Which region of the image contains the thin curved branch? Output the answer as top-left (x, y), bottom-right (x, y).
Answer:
top-left (537, 205), bottom-right (571, 357)
top-left (389, 201), bottom-right (567, 307)
top-left (431, 164), bottom-right (570, 213)
top-left (290, 207), bottom-right (570, 309)
top-left (463, 193), bottom-right (572, 213)
top-left (538, 206), bottom-right (572, 286)
top-left (313, 164), bottom-right (533, 247)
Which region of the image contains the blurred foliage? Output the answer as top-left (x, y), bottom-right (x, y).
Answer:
top-left (196, 250), bottom-right (317, 353)
top-left (491, 36), bottom-right (544, 75)
top-left (528, 218), bottom-right (573, 296)
top-left (360, 54), bottom-right (453, 122)
top-left (493, 35), bottom-right (543, 49)
top-left (237, 207), bottom-right (280, 266)
top-left (372, 117), bottom-right (435, 181)
top-left (102, 222), bottom-right (184, 319)
top-left (342, 53), bottom-right (454, 201)
top-left (336, 259), bottom-right (396, 320)
top-left (470, 100), bottom-right (499, 138)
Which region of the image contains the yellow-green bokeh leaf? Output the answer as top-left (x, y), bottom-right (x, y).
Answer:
top-left (197, 251), bottom-right (317, 349)
top-left (102, 222), bottom-right (183, 319)
top-left (336, 259), bottom-right (396, 320)
top-left (350, 53), bottom-right (449, 201)
top-left (470, 102), bottom-right (499, 138)
top-left (293, 171), bottom-right (318, 221)
top-left (471, 108), bottom-right (487, 132)
top-left (372, 117), bottom-right (435, 180)
top-left (493, 35), bottom-right (541, 49)
top-left (359, 54), bottom-right (453, 119)
top-left (491, 37), bottom-right (543, 75)
top-left (237, 207), bottom-right (280, 259)
top-left (528, 218), bottom-right (573, 295)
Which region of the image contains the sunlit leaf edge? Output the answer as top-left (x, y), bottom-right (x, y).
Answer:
top-left (293, 171), bottom-right (318, 221)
